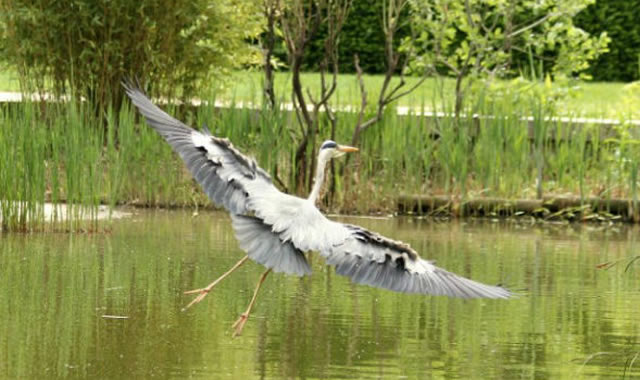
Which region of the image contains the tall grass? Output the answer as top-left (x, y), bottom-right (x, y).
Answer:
top-left (0, 100), bottom-right (106, 231)
top-left (2, 81), bottom-right (640, 231)
top-left (0, 102), bottom-right (46, 230)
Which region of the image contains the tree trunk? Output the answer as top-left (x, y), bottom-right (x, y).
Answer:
top-left (262, 2), bottom-right (277, 109)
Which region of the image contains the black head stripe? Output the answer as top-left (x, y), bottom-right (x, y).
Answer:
top-left (320, 140), bottom-right (337, 150)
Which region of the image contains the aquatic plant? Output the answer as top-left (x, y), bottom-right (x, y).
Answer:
top-left (2, 78), bottom-right (640, 231)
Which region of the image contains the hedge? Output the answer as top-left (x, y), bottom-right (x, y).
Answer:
top-left (293, 0), bottom-right (640, 82)
top-left (576, 0), bottom-right (640, 82)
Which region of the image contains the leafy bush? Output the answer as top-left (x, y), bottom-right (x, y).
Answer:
top-left (0, 0), bottom-right (262, 109)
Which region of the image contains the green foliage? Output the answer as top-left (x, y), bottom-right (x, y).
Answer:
top-left (576, 0), bottom-right (640, 82)
top-left (268, 0), bottom-right (635, 82)
top-left (400, 0), bottom-right (610, 118)
top-left (0, 0), bottom-right (262, 109)
top-left (405, 0), bottom-right (610, 80)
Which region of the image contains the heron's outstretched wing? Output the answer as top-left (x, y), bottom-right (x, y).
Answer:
top-left (123, 83), bottom-right (274, 215)
top-left (318, 222), bottom-right (511, 298)
top-left (124, 84), bottom-right (312, 276)
top-left (244, 199), bottom-right (510, 298)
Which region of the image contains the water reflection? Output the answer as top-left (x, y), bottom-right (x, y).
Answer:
top-left (1, 211), bottom-right (639, 379)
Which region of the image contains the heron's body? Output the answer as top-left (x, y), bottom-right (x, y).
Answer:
top-left (124, 83), bottom-right (511, 335)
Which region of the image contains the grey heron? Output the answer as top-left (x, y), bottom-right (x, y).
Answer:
top-left (124, 84), bottom-right (511, 337)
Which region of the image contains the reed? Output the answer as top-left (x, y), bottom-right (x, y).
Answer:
top-left (2, 79), bottom-right (640, 231)
top-left (0, 102), bottom-right (46, 231)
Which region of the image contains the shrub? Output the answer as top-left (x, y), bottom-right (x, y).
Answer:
top-left (0, 0), bottom-right (262, 109)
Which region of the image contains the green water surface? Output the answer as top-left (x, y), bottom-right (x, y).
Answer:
top-left (1, 211), bottom-right (639, 379)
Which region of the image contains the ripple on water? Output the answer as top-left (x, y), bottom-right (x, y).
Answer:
top-left (2, 212), bottom-right (640, 379)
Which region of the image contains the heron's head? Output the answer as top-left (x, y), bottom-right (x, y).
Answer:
top-left (319, 140), bottom-right (359, 161)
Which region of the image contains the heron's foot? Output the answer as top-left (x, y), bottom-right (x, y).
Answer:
top-left (181, 256), bottom-right (251, 312)
top-left (182, 286), bottom-right (214, 311)
top-left (232, 312), bottom-right (250, 337)
top-left (231, 268), bottom-right (271, 337)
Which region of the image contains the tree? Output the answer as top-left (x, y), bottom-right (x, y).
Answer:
top-left (404, 0), bottom-right (610, 117)
top-left (260, 0), bottom-right (282, 109)
top-left (0, 0), bottom-right (262, 110)
top-left (279, 0), bottom-right (351, 192)
top-left (265, 0), bottom-right (426, 197)
top-left (350, 0), bottom-right (425, 148)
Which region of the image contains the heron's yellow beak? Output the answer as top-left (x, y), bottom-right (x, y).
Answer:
top-left (337, 145), bottom-right (359, 153)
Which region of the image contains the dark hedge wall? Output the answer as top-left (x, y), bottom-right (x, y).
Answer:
top-left (286, 1), bottom-right (410, 73)
top-left (576, 0), bottom-right (640, 82)
top-left (280, 0), bottom-right (639, 82)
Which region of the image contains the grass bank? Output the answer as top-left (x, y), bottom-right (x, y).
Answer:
top-left (1, 69), bottom-right (637, 118)
top-left (2, 84), bottom-right (640, 232)
top-left (225, 71), bottom-right (637, 119)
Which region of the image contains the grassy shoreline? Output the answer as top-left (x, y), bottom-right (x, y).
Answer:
top-left (2, 86), bottom-right (640, 232)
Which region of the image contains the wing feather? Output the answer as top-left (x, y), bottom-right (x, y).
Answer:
top-left (123, 83), bottom-right (275, 215)
top-left (231, 214), bottom-right (311, 276)
top-left (125, 84), bottom-right (312, 275)
top-left (273, 210), bottom-right (511, 298)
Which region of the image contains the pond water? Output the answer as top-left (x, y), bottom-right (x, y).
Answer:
top-left (1, 210), bottom-right (639, 379)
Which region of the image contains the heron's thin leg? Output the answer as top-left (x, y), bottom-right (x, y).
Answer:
top-left (182, 255), bottom-right (250, 311)
top-left (232, 268), bottom-right (272, 337)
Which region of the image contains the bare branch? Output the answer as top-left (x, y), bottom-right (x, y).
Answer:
top-left (306, 86), bottom-right (318, 105)
top-left (509, 12), bottom-right (560, 39)
top-left (354, 54), bottom-right (368, 132)
top-left (291, 90), bottom-right (307, 135)
top-left (261, 0), bottom-right (280, 109)
top-left (480, 12), bottom-right (500, 35)
top-left (386, 76), bottom-right (427, 104)
top-left (464, 0), bottom-right (477, 30)
top-left (438, 56), bottom-right (461, 76)
top-left (349, 0), bottom-right (427, 148)
top-left (316, 59), bottom-right (338, 107)
top-left (280, 0), bottom-right (353, 192)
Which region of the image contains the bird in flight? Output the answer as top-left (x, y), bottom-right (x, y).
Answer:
top-left (124, 83), bottom-right (511, 337)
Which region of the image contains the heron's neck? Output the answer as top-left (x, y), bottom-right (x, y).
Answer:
top-left (308, 154), bottom-right (329, 204)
